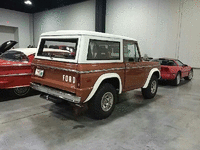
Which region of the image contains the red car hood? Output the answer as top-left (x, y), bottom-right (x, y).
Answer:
top-left (0, 41), bottom-right (18, 54)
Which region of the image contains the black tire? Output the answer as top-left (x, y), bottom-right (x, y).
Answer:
top-left (142, 75), bottom-right (158, 99)
top-left (172, 72), bottom-right (181, 86)
top-left (11, 86), bottom-right (30, 97)
top-left (184, 69), bottom-right (193, 80)
top-left (88, 83), bottom-right (117, 120)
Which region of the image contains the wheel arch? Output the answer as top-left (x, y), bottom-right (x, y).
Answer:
top-left (84, 73), bottom-right (122, 103)
top-left (143, 68), bottom-right (160, 88)
top-left (177, 70), bottom-right (181, 77)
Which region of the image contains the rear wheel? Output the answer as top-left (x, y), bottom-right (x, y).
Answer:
top-left (88, 83), bottom-right (117, 120)
top-left (172, 72), bottom-right (181, 86)
top-left (11, 86), bottom-right (30, 97)
top-left (142, 75), bottom-right (158, 99)
top-left (184, 69), bottom-right (193, 80)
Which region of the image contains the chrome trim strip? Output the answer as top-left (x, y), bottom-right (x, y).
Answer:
top-left (0, 73), bottom-right (33, 77)
top-left (0, 64), bottom-right (31, 67)
top-left (31, 63), bottom-right (159, 74)
top-left (30, 82), bottom-right (81, 103)
top-left (79, 67), bottom-right (125, 74)
top-left (5, 85), bottom-right (30, 89)
top-left (12, 64), bottom-right (30, 67)
top-left (32, 63), bottom-right (79, 73)
top-left (32, 63), bottom-right (125, 74)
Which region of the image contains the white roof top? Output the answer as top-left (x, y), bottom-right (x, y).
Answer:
top-left (41, 30), bottom-right (137, 41)
top-left (9, 48), bottom-right (37, 56)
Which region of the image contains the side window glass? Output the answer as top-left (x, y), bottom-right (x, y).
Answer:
top-left (14, 53), bottom-right (29, 62)
top-left (87, 40), bottom-right (120, 60)
top-left (175, 60), bottom-right (184, 66)
top-left (168, 60), bottom-right (176, 66)
top-left (124, 41), bottom-right (140, 62)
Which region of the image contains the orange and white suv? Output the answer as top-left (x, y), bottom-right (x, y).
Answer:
top-left (31, 30), bottom-right (160, 119)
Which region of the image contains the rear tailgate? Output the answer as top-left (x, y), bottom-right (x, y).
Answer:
top-left (31, 59), bottom-right (78, 94)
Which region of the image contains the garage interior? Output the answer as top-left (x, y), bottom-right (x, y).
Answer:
top-left (0, 0), bottom-right (200, 149)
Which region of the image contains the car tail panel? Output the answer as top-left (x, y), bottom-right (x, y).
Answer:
top-left (31, 59), bottom-right (78, 93)
top-left (161, 66), bottom-right (170, 73)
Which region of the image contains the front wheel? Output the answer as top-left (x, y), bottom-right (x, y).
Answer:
top-left (11, 86), bottom-right (30, 97)
top-left (172, 72), bottom-right (181, 86)
top-left (88, 83), bottom-right (117, 120)
top-left (184, 69), bottom-right (193, 80)
top-left (142, 75), bottom-right (158, 99)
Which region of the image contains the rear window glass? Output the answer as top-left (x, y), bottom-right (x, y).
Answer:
top-left (37, 39), bottom-right (78, 60)
top-left (0, 50), bottom-right (29, 62)
top-left (87, 40), bottom-right (120, 60)
top-left (151, 59), bottom-right (176, 66)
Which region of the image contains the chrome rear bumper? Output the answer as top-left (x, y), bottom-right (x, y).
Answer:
top-left (30, 82), bottom-right (81, 103)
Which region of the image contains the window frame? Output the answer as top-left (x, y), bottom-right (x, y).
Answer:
top-left (123, 40), bottom-right (141, 63)
top-left (78, 36), bottom-right (123, 64)
top-left (87, 39), bottom-right (121, 61)
top-left (35, 36), bottom-right (81, 63)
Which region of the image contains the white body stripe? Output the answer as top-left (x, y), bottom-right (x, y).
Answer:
top-left (84, 73), bottom-right (122, 103)
top-left (143, 68), bottom-right (160, 88)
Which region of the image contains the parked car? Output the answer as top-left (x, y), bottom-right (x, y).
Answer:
top-left (150, 58), bottom-right (193, 85)
top-left (0, 40), bottom-right (37, 97)
top-left (0, 40), bottom-right (17, 55)
top-left (31, 30), bottom-right (160, 119)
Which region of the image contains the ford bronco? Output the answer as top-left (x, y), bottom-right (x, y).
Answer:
top-left (31, 30), bottom-right (160, 119)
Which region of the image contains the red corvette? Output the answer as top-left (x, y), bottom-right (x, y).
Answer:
top-left (0, 41), bottom-right (37, 96)
top-left (151, 58), bottom-right (193, 85)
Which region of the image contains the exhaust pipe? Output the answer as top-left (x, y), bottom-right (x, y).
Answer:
top-left (40, 93), bottom-right (63, 103)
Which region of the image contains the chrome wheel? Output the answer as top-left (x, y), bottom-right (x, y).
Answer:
top-left (101, 92), bottom-right (114, 112)
top-left (188, 70), bottom-right (193, 80)
top-left (176, 73), bottom-right (181, 85)
top-left (151, 80), bottom-right (157, 94)
top-left (13, 87), bottom-right (30, 96)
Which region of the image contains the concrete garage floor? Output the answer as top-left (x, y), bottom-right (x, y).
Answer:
top-left (0, 70), bottom-right (200, 150)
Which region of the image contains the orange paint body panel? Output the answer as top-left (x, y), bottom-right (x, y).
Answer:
top-left (31, 58), bottom-right (159, 103)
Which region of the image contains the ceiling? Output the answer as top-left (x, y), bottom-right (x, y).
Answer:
top-left (1, 0), bottom-right (87, 13)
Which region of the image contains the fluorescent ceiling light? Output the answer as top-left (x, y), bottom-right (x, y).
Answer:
top-left (24, 0), bottom-right (32, 5)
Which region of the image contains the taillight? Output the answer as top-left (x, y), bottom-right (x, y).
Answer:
top-left (161, 67), bottom-right (170, 72)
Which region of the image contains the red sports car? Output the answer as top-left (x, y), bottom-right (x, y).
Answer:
top-left (0, 41), bottom-right (37, 96)
top-left (151, 58), bottom-right (193, 85)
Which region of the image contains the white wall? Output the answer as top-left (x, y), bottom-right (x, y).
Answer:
top-left (106, 0), bottom-right (200, 67)
top-left (0, 26), bottom-right (16, 45)
top-left (33, 0), bottom-right (96, 46)
top-left (178, 0), bottom-right (200, 68)
top-left (0, 8), bottom-right (33, 48)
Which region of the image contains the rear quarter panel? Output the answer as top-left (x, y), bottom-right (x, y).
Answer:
top-left (76, 63), bottom-right (125, 101)
top-left (0, 62), bottom-right (32, 89)
top-left (141, 61), bottom-right (160, 88)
